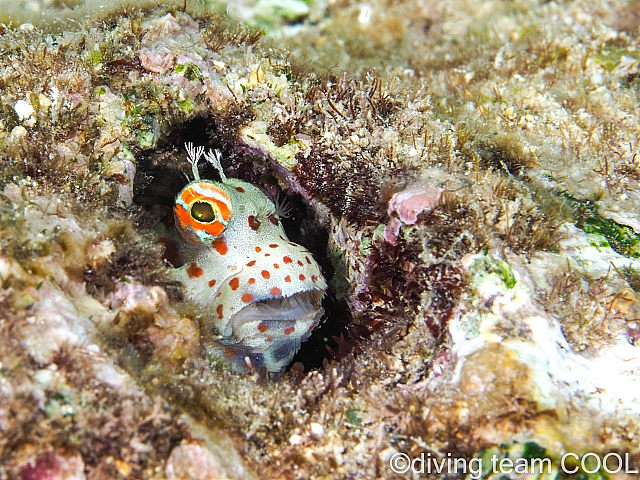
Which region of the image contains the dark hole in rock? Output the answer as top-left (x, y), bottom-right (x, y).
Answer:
top-left (278, 193), bottom-right (353, 371)
top-left (133, 115), bottom-right (353, 373)
top-left (134, 117), bottom-right (222, 210)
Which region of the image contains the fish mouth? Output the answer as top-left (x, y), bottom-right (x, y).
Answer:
top-left (229, 289), bottom-right (325, 332)
top-left (214, 289), bottom-right (325, 373)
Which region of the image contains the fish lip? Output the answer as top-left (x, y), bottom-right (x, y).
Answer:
top-left (229, 289), bottom-right (325, 330)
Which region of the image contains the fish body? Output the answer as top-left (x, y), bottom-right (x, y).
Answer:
top-left (172, 146), bottom-right (326, 373)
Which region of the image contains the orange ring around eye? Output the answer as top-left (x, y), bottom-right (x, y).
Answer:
top-left (180, 184), bottom-right (231, 222)
top-left (198, 219), bottom-right (226, 236)
top-left (175, 182), bottom-right (232, 242)
top-left (175, 203), bottom-right (228, 240)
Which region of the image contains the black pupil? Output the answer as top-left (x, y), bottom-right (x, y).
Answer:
top-left (191, 202), bottom-right (216, 222)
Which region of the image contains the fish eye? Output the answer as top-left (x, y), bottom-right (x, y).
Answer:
top-left (191, 201), bottom-right (216, 223)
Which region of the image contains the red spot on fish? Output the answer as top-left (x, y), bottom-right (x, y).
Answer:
top-left (257, 322), bottom-right (268, 332)
top-left (297, 260), bottom-right (304, 266)
top-left (248, 215), bottom-right (260, 230)
top-left (214, 238), bottom-right (228, 255)
top-left (247, 260), bottom-right (257, 266)
top-left (229, 278), bottom-right (240, 290)
top-left (299, 274), bottom-right (306, 281)
top-left (268, 214), bottom-right (279, 225)
top-left (261, 270), bottom-right (270, 279)
top-left (266, 336), bottom-right (273, 343)
top-left (235, 186), bottom-right (245, 193)
top-left (248, 278), bottom-right (256, 285)
top-left (271, 287), bottom-right (282, 296)
top-left (265, 253), bottom-right (271, 257)
top-left (283, 256), bottom-right (293, 264)
top-left (217, 304), bottom-right (223, 319)
top-left (284, 326), bottom-right (295, 335)
top-left (242, 293), bottom-right (253, 303)
top-left (311, 275), bottom-right (318, 283)
top-left (273, 263), bottom-right (280, 269)
top-left (255, 246), bottom-right (262, 253)
top-left (269, 244), bottom-right (279, 248)
top-left (208, 279), bottom-right (217, 287)
top-left (305, 256), bottom-right (312, 264)
top-left (187, 263), bottom-right (203, 278)
top-left (284, 275), bottom-right (291, 282)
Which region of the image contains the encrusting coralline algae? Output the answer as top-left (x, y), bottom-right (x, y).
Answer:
top-left (2, 0), bottom-right (640, 478)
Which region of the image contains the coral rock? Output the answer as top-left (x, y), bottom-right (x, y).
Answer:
top-left (21, 450), bottom-right (85, 480)
top-left (165, 442), bottom-right (223, 480)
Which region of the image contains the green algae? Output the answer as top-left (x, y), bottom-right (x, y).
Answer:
top-left (174, 62), bottom-right (203, 81)
top-left (176, 97), bottom-right (195, 113)
top-left (119, 144), bottom-right (136, 163)
top-left (522, 441), bottom-right (547, 460)
top-left (582, 217), bottom-right (640, 258)
top-left (477, 441), bottom-right (613, 480)
top-left (591, 47), bottom-right (640, 72)
top-left (136, 130), bottom-right (156, 148)
top-left (557, 192), bottom-right (640, 258)
top-left (469, 255), bottom-right (517, 290)
top-left (344, 408), bottom-right (362, 426)
top-left (86, 49), bottom-right (103, 68)
top-left (252, 0), bottom-right (312, 29)
top-left (536, 46), bottom-right (569, 68)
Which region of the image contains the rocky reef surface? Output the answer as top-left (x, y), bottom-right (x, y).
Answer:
top-left (1, 0), bottom-right (640, 478)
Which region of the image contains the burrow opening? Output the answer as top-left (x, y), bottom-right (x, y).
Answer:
top-left (133, 115), bottom-right (353, 372)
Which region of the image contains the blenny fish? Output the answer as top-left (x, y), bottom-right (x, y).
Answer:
top-left (171, 143), bottom-right (327, 373)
